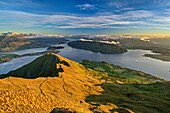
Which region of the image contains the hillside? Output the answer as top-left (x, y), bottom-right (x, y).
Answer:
top-left (0, 50), bottom-right (59, 64)
top-left (0, 36), bottom-right (67, 52)
top-left (1, 54), bottom-right (62, 78)
top-left (0, 54), bottom-right (169, 113)
top-left (118, 38), bottom-right (154, 49)
top-left (0, 36), bottom-right (34, 52)
top-left (68, 41), bottom-right (127, 54)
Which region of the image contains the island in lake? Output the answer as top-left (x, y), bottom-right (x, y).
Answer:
top-left (68, 41), bottom-right (127, 54)
top-left (80, 37), bottom-right (170, 61)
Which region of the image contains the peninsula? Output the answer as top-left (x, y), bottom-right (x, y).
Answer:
top-left (68, 41), bottom-right (127, 54)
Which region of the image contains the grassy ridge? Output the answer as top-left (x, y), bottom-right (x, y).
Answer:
top-left (0, 50), bottom-right (59, 64)
top-left (0, 54), bottom-right (169, 113)
top-left (0, 54), bottom-right (64, 78)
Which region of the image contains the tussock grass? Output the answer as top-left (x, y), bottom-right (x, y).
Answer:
top-left (0, 54), bottom-right (169, 113)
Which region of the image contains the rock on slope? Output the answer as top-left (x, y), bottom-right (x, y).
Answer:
top-left (0, 53), bottom-right (133, 113)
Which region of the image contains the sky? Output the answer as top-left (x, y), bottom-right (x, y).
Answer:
top-left (0, 0), bottom-right (170, 35)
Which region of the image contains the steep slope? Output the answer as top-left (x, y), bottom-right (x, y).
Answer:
top-left (0, 36), bottom-right (32, 51)
top-left (2, 54), bottom-right (63, 78)
top-left (0, 53), bottom-right (169, 113)
top-left (0, 36), bottom-right (68, 52)
top-left (0, 53), bottom-right (134, 113)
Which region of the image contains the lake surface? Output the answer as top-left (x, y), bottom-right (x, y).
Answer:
top-left (0, 44), bottom-right (170, 80)
top-left (0, 47), bottom-right (47, 55)
top-left (0, 48), bottom-right (47, 74)
top-left (0, 55), bottom-right (42, 74)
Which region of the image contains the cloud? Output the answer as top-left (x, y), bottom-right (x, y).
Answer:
top-left (107, 0), bottom-right (128, 9)
top-left (114, 8), bottom-right (135, 12)
top-left (0, 9), bottom-right (169, 30)
top-left (0, 1), bottom-right (10, 5)
top-left (76, 4), bottom-right (95, 10)
top-left (123, 10), bottom-right (153, 19)
top-left (151, 16), bottom-right (170, 23)
top-left (153, 0), bottom-right (170, 6)
top-left (0, 0), bottom-right (41, 9)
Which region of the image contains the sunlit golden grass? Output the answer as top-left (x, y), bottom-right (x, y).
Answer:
top-left (0, 53), bottom-right (169, 113)
top-left (0, 53), bottom-right (119, 112)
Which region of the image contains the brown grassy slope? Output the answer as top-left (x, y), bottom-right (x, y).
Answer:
top-left (0, 53), bottom-right (133, 113)
top-left (0, 36), bottom-right (31, 52)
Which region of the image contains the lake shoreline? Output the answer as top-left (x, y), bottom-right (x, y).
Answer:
top-left (0, 46), bottom-right (170, 80)
top-left (0, 50), bottom-right (59, 64)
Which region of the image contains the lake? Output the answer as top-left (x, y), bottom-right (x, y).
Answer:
top-left (0, 44), bottom-right (170, 80)
top-left (0, 48), bottom-right (47, 74)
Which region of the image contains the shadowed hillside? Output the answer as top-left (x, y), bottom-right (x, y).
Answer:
top-left (1, 54), bottom-right (64, 79)
top-left (0, 54), bottom-right (169, 113)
